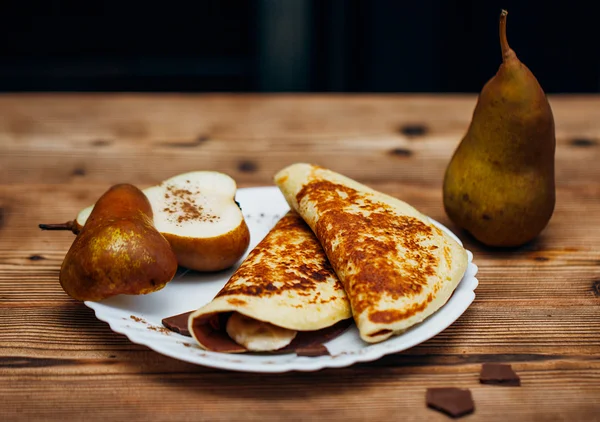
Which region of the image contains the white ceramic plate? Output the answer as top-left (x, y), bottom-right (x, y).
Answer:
top-left (85, 186), bottom-right (478, 373)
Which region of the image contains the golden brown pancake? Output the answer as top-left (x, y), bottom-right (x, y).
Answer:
top-left (188, 211), bottom-right (351, 353)
top-left (275, 163), bottom-right (468, 343)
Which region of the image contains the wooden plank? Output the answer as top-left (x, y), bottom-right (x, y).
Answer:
top-left (1, 302), bottom-right (598, 357)
top-left (0, 94), bottom-right (599, 186)
top-left (1, 364), bottom-right (599, 421)
top-left (3, 182), bottom-right (600, 245)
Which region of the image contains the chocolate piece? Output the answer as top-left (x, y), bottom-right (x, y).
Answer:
top-left (189, 315), bottom-right (352, 354)
top-left (426, 388), bottom-right (474, 418)
top-left (295, 344), bottom-right (330, 357)
top-left (280, 318), bottom-right (352, 353)
top-left (479, 363), bottom-right (521, 386)
top-left (162, 311), bottom-right (193, 337)
top-left (190, 313), bottom-right (246, 353)
top-left (162, 310), bottom-right (352, 355)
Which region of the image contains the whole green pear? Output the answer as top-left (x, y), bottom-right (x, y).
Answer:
top-left (443, 10), bottom-right (555, 247)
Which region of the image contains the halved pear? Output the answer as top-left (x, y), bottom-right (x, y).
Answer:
top-left (144, 172), bottom-right (250, 272)
top-left (41, 172), bottom-right (250, 272)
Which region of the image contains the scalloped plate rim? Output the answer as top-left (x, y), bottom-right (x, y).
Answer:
top-left (85, 186), bottom-right (478, 373)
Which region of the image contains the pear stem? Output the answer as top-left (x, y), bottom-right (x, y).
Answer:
top-left (38, 221), bottom-right (77, 233)
top-left (499, 9), bottom-right (510, 60)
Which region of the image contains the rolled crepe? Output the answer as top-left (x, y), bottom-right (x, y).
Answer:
top-left (188, 211), bottom-right (352, 353)
top-left (275, 163), bottom-right (468, 344)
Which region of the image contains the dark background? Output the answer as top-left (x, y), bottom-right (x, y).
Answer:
top-left (0, 0), bottom-right (597, 93)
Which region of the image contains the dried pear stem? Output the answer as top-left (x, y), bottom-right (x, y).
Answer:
top-left (499, 9), bottom-right (511, 60)
top-left (39, 221), bottom-right (78, 234)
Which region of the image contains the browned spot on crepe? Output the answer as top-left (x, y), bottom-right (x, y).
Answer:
top-left (216, 213), bottom-right (345, 308)
top-left (227, 298), bottom-right (247, 306)
top-left (368, 292), bottom-right (434, 324)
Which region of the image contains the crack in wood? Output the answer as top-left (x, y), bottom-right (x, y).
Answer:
top-left (399, 124), bottom-right (428, 137)
top-left (1, 353), bottom-right (597, 370)
top-left (91, 139), bottom-right (112, 147)
top-left (0, 357), bottom-right (80, 368)
top-left (238, 160), bottom-right (258, 173)
top-left (157, 135), bottom-right (209, 148)
top-left (388, 148), bottom-right (413, 157)
top-left (570, 138), bottom-right (597, 147)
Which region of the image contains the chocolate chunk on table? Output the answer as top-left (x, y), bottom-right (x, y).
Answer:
top-left (426, 388), bottom-right (474, 418)
top-left (295, 344), bottom-right (330, 357)
top-left (480, 363), bottom-right (521, 386)
top-left (162, 311), bottom-right (193, 337)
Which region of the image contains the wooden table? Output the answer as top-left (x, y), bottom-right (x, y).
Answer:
top-left (1, 94), bottom-right (599, 421)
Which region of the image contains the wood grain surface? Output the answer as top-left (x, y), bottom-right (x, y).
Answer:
top-left (1, 94), bottom-right (599, 421)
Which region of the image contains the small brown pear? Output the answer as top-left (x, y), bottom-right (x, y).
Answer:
top-left (443, 10), bottom-right (556, 247)
top-left (58, 184), bottom-right (178, 301)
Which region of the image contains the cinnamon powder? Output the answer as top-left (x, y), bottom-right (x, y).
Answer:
top-left (161, 183), bottom-right (219, 225)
